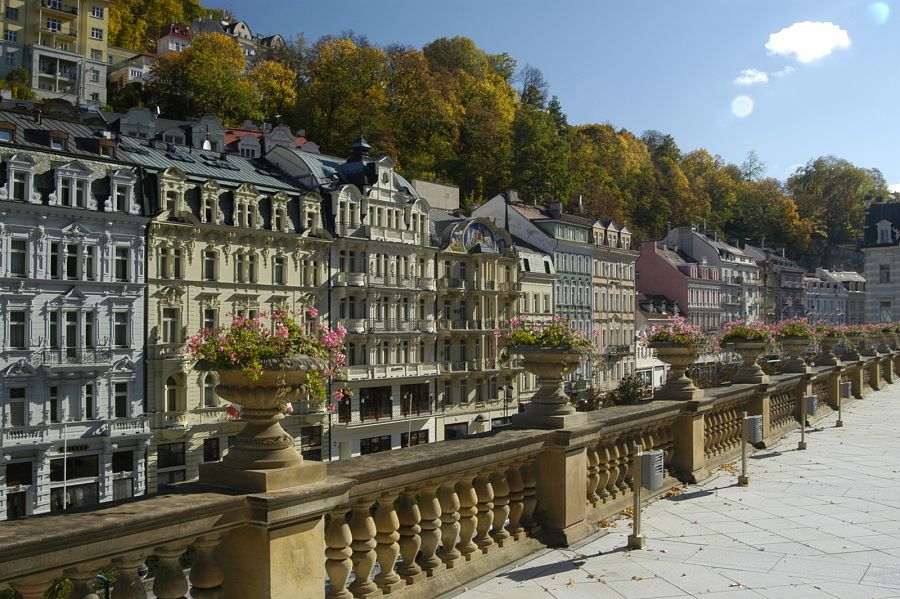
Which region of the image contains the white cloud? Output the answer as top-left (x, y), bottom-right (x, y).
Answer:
top-left (772, 65), bottom-right (796, 77)
top-left (734, 68), bottom-right (769, 86)
top-left (765, 21), bottom-right (851, 63)
top-left (889, 183), bottom-right (900, 193)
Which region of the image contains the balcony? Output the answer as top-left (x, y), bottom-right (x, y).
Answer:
top-left (333, 272), bottom-right (367, 287)
top-left (42, 0), bottom-right (79, 16)
top-left (439, 278), bottom-right (467, 291)
top-left (150, 343), bottom-right (185, 360)
top-left (418, 277), bottom-right (437, 291)
top-left (0, 425), bottom-right (51, 447)
top-left (364, 225), bottom-right (420, 245)
top-left (604, 344), bottom-right (631, 357)
top-left (105, 417), bottom-right (150, 437)
top-left (0, 356), bottom-right (893, 598)
top-left (340, 362), bottom-right (439, 381)
top-left (32, 349), bottom-right (113, 369)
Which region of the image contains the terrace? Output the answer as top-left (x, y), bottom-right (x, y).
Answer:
top-left (0, 351), bottom-right (897, 599)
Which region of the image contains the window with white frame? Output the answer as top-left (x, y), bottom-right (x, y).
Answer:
top-left (273, 256), bottom-right (285, 285)
top-left (90, 27), bottom-right (103, 40)
top-left (113, 312), bottom-right (128, 347)
top-left (8, 387), bottom-right (26, 426)
top-left (203, 250), bottom-right (217, 281)
top-left (161, 308), bottom-right (180, 343)
top-left (9, 238), bottom-right (27, 277)
top-left (203, 374), bottom-right (217, 408)
top-left (114, 247), bottom-right (129, 282)
top-left (84, 384), bottom-right (96, 420)
top-left (164, 377), bottom-right (179, 411)
top-left (114, 383), bottom-right (128, 418)
top-left (8, 310), bottom-right (26, 349)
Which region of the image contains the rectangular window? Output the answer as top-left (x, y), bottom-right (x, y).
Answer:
top-left (158, 247), bottom-right (170, 278)
top-left (202, 438), bottom-right (220, 463)
top-left (84, 312), bottom-right (94, 348)
top-left (84, 384), bottom-right (95, 420)
top-left (47, 18), bottom-right (61, 32)
top-left (400, 430), bottom-right (429, 448)
top-left (360, 435), bottom-right (392, 455)
top-left (9, 239), bottom-right (26, 277)
top-left (66, 244), bottom-right (79, 279)
top-left (156, 469), bottom-right (185, 492)
top-left (114, 247), bottom-right (129, 281)
top-left (4, 30), bottom-right (17, 43)
top-left (90, 69), bottom-right (99, 83)
top-left (114, 185), bottom-right (128, 210)
top-left (5, 7), bottom-right (19, 18)
top-left (84, 246), bottom-right (95, 280)
top-left (880, 264), bottom-right (891, 284)
top-left (91, 5), bottom-right (103, 18)
top-left (203, 250), bottom-right (216, 281)
top-left (114, 382), bottom-right (128, 418)
top-left (202, 308), bottom-right (217, 330)
top-left (11, 171), bottom-right (25, 200)
top-left (248, 254), bottom-right (257, 283)
top-left (49, 312), bottom-right (60, 348)
top-left (157, 442), bottom-right (185, 468)
top-left (112, 451), bottom-right (133, 473)
top-left (90, 49), bottom-right (102, 61)
top-left (9, 388), bottom-right (26, 426)
top-left (273, 257), bottom-right (285, 285)
top-left (50, 242), bottom-right (61, 279)
top-left (90, 27), bottom-right (103, 40)
top-left (161, 308), bottom-right (179, 343)
top-left (173, 248), bottom-right (182, 279)
top-left (113, 312), bottom-right (128, 347)
top-left (50, 455), bottom-right (100, 482)
top-left (49, 386), bottom-right (60, 423)
top-left (9, 310), bottom-right (26, 349)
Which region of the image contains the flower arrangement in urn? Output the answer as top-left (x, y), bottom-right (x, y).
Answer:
top-left (643, 315), bottom-right (708, 350)
top-left (772, 317), bottom-right (816, 340)
top-left (719, 320), bottom-right (772, 344)
top-left (772, 318), bottom-right (815, 373)
top-left (188, 308), bottom-right (346, 408)
top-left (719, 320), bottom-right (772, 384)
top-left (497, 315), bottom-right (593, 355)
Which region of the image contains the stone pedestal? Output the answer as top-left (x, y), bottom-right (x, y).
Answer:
top-left (815, 336), bottom-right (841, 367)
top-left (535, 443), bottom-right (589, 547)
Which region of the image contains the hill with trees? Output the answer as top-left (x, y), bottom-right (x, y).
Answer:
top-left (106, 7), bottom-right (891, 266)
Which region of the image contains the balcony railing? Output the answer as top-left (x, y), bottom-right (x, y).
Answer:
top-left (604, 344), bottom-right (631, 357)
top-left (42, 0), bottom-right (79, 15)
top-left (0, 354), bottom-right (891, 599)
top-left (32, 349), bottom-right (113, 367)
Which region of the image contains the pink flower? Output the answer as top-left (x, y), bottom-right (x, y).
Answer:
top-left (332, 389), bottom-right (344, 400)
top-left (283, 403), bottom-right (294, 415)
top-left (229, 352), bottom-right (238, 362)
top-left (492, 327), bottom-right (501, 338)
top-left (226, 404), bottom-right (241, 419)
top-left (307, 307), bottom-right (319, 319)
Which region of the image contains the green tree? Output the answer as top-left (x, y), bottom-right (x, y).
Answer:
top-left (1, 67), bottom-right (36, 100)
top-left (248, 59), bottom-right (298, 122)
top-left (509, 102), bottom-right (571, 203)
top-left (147, 32), bottom-right (260, 123)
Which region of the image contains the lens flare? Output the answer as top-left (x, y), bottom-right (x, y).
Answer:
top-left (868, 2), bottom-right (890, 25)
top-left (731, 95), bottom-right (754, 118)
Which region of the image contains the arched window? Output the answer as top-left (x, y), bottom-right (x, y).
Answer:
top-left (203, 373), bottom-right (217, 408)
top-left (165, 376), bottom-right (179, 412)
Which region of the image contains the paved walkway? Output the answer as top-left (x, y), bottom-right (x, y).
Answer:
top-left (457, 383), bottom-right (900, 599)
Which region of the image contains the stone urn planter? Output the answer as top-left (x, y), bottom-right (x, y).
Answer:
top-left (891, 333), bottom-right (900, 350)
top-left (843, 334), bottom-right (863, 361)
top-left (815, 336), bottom-right (842, 367)
top-left (198, 356), bottom-right (327, 491)
top-left (860, 334), bottom-right (878, 357)
top-left (779, 336), bottom-right (812, 373)
top-left (728, 341), bottom-right (769, 384)
top-left (650, 343), bottom-right (702, 400)
top-left (509, 346), bottom-right (586, 428)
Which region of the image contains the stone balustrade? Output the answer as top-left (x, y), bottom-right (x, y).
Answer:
top-left (1, 352), bottom-right (898, 599)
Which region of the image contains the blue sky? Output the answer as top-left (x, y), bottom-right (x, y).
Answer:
top-left (220, 0), bottom-right (899, 186)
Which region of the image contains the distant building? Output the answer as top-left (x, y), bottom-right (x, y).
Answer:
top-left (742, 245), bottom-right (805, 323)
top-left (636, 241), bottom-right (723, 334)
top-left (190, 16), bottom-right (283, 63)
top-left (861, 201), bottom-right (900, 322)
top-left (664, 227), bottom-right (761, 323)
top-left (816, 269), bottom-right (865, 324)
top-left (514, 244), bottom-right (555, 405)
top-left (411, 179), bottom-right (459, 211)
top-left (0, 0), bottom-right (112, 105)
top-left (107, 51), bottom-right (154, 89)
top-left (223, 123), bottom-right (318, 159)
top-left (157, 24), bottom-right (192, 56)
top-left (635, 294), bottom-right (674, 390)
top-left (803, 274), bottom-right (847, 325)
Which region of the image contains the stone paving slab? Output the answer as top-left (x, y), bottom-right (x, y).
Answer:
top-left (454, 383), bottom-right (900, 598)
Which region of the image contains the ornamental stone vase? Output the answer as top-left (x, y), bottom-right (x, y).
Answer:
top-left (729, 341), bottom-right (769, 384)
top-left (510, 346), bottom-right (586, 429)
top-left (860, 334), bottom-right (878, 357)
top-left (779, 336), bottom-right (812, 373)
top-left (815, 336), bottom-right (842, 367)
top-left (843, 334), bottom-right (863, 361)
top-left (198, 356), bottom-right (327, 492)
top-left (877, 333), bottom-right (892, 353)
top-left (649, 343), bottom-right (702, 401)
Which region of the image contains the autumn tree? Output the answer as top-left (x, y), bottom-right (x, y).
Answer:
top-left (147, 32), bottom-right (260, 123)
top-left (248, 59), bottom-right (298, 122)
top-left (109, 0), bottom-right (204, 51)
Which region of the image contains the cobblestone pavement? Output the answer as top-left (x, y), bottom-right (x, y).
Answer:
top-left (456, 383), bottom-right (900, 598)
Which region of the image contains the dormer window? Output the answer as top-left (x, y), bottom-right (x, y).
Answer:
top-left (0, 122), bottom-right (15, 142)
top-left (99, 139), bottom-right (116, 158)
top-left (271, 195), bottom-right (289, 232)
top-left (108, 170), bottom-right (137, 214)
top-left (60, 178), bottom-right (87, 207)
top-left (50, 161), bottom-right (95, 209)
top-left (49, 133), bottom-right (67, 151)
top-left (1, 154), bottom-right (39, 203)
top-left (877, 220), bottom-right (892, 244)
top-left (234, 184), bottom-right (261, 229)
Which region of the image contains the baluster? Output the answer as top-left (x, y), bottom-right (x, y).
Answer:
top-left (153, 543), bottom-right (189, 599)
top-left (397, 490), bottom-right (425, 585)
top-left (374, 492), bottom-right (405, 594)
top-left (506, 462), bottom-right (525, 541)
top-left (112, 553), bottom-right (148, 599)
top-left (473, 472), bottom-right (496, 553)
top-left (12, 574), bottom-right (57, 599)
top-left (348, 499), bottom-right (379, 598)
top-left (325, 509), bottom-right (354, 599)
top-left (606, 441), bottom-right (620, 499)
top-left (624, 439), bottom-right (639, 491)
top-left (437, 480), bottom-right (464, 568)
top-left (715, 411), bottom-right (725, 453)
top-left (416, 484), bottom-right (445, 576)
top-left (520, 458), bottom-right (539, 532)
top-left (616, 438), bottom-right (630, 494)
top-left (490, 468), bottom-right (511, 547)
top-left (189, 534), bottom-right (224, 599)
top-left (65, 563), bottom-right (102, 599)
top-left (595, 443), bottom-right (611, 503)
top-left (456, 473), bottom-right (481, 561)
top-left (586, 446), bottom-right (600, 507)
top-left (642, 428), bottom-right (655, 454)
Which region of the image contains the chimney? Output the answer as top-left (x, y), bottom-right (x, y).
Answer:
top-left (35, 108), bottom-right (42, 125)
top-left (549, 202), bottom-right (562, 218)
top-left (507, 189), bottom-right (518, 204)
top-left (349, 136), bottom-right (371, 162)
top-left (578, 194), bottom-right (584, 213)
top-left (779, 247), bottom-right (786, 257)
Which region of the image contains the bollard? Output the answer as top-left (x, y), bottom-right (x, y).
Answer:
top-left (838, 381), bottom-right (851, 428)
top-left (627, 448), bottom-right (663, 550)
top-left (739, 413), bottom-right (762, 486)
top-left (798, 394), bottom-right (817, 450)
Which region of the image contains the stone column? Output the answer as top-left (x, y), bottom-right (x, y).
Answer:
top-left (490, 468), bottom-right (511, 547)
top-left (373, 493), bottom-right (404, 594)
top-left (749, 387), bottom-right (773, 446)
top-left (520, 458), bottom-right (539, 532)
top-left (190, 534), bottom-right (224, 599)
top-left (396, 490), bottom-right (425, 585)
top-left (436, 480), bottom-right (464, 569)
top-left (506, 462), bottom-right (526, 541)
top-left (348, 500), bottom-right (380, 598)
top-left (152, 543), bottom-right (189, 599)
top-left (416, 484), bottom-right (445, 576)
top-left (456, 474), bottom-right (481, 561)
top-left (473, 472), bottom-right (496, 554)
top-left (671, 398), bottom-right (712, 483)
top-left (325, 510), bottom-right (353, 599)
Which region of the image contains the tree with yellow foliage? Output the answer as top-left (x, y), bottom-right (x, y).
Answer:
top-left (248, 60), bottom-right (298, 122)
